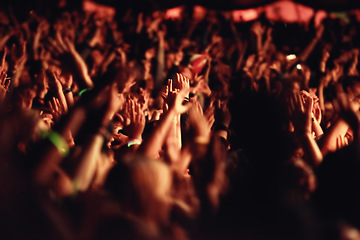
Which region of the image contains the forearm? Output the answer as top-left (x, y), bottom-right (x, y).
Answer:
top-left (318, 82), bottom-right (325, 113)
top-left (312, 120), bottom-right (324, 137)
top-left (0, 34), bottom-right (11, 50)
top-left (64, 90), bottom-right (74, 109)
top-left (139, 108), bottom-right (176, 158)
top-left (255, 34), bottom-right (263, 55)
top-left (318, 118), bottom-right (349, 156)
top-left (73, 63), bottom-right (93, 89)
top-left (72, 133), bottom-right (104, 191)
top-left (299, 37), bottom-right (319, 62)
top-left (57, 88), bottom-right (68, 113)
top-left (155, 37), bottom-right (166, 88)
top-left (33, 106), bottom-right (87, 185)
top-left (298, 132), bottom-right (323, 167)
top-left (166, 114), bottom-right (182, 149)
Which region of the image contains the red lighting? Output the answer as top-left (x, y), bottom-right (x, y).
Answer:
top-left (314, 10), bottom-right (328, 28)
top-left (265, 0), bottom-right (314, 24)
top-left (165, 6), bottom-right (183, 20)
top-left (83, 1), bottom-right (116, 20)
top-left (232, 8), bottom-right (260, 22)
top-left (193, 5), bottom-right (207, 21)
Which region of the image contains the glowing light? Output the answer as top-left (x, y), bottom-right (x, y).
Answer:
top-left (265, 0), bottom-right (314, 24)
top-left (232, 9), bottom-right (259, 22)
top-left (286, 54), bottom-right (297, 60)
top-left (296, 64), bottom-right (302, 70)
top-left (350, 10), bottom-right (360, 22)
top-left (314, 10), bottom-right (327, 28)
top-left (83, 1), bottom-right (115, 20)
top-left (165, 6), bottom-right (183, 20)
top-left (193, 5), bottom-right (207, 21)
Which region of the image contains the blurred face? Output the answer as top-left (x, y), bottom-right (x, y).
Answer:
top-left (16, 88), bottom-right (36, 110)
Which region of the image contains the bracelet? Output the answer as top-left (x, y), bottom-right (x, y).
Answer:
top-left (78, 88), bottom-right (92, 97)
top-left (63, 87), bottom-right (72, 94)
top-left (39, 130), bottom-right (70, 157)
top-left (127, 139), bottom-right (142, 147)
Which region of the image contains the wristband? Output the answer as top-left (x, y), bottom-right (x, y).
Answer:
top-left (127, 139), bottom-right (142, 147)
top-left (39, 130), bottom-right (70, 157)
top-left (78, 88), bottom-right (92, 97)
top-left (63, 87), bottom-right (72, 94)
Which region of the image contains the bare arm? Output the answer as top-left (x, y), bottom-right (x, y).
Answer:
top-left (139, 86), bottom-right (191, 159)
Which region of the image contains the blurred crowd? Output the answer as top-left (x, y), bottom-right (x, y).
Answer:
top-left (1, 4), bottom-right (360, 240)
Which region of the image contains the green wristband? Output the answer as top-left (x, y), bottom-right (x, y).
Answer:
top-left (78, 88), bottom-right (92, 97)
top-left (40, 130), bottom-right (69, 157)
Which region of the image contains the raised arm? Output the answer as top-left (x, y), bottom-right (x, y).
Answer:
top-left (289, 92), bottom-right (323, 167)
top-left (139, 82), bottom-right (191, 159)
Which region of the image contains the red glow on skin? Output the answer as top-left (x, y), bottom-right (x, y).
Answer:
top-left (165, 7), bottom-right (183, 20)
top-left (232, 8), bottom-right (260, 22)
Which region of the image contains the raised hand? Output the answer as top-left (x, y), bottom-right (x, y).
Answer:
top-left (188, 101), bottom-right (211, 141)
top-left (0, 48), bottom-right (7, 72)
top-left (46, 34), bottom-right (93, 89)
top-left (301, 90), bottom-right (321, 123)
top-left (173, 72), bottom-right (190, 92)
top-left (204, 102), bottom-right (215, 130)
top-left (48, 97), bottom-right (63, 122)
top-left (251, 21), bottom-right (265, 37)
top-left (289, 92), bottom-right (313, 135)
top-left (192, 74), bottom-right (211, 96)
top-left (46, 70), bottom-right (69, 114)
top-left (336, 134), bottom-right (349, 150)
top-left (123, 98), bottom-right (146, 140)
top-left (289, 92), bottom-right (323, 166)
top-left (163, 76), bottom-right (191, 114)
top-left (12, 41), bottom-right (27, 87)
top-left (167, 87), bottom-right (192, 115)
top-left (0, 70), bottom-right (10, 103)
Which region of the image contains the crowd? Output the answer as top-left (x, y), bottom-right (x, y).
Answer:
top-left (1, 3), bottom-right (360, 239)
